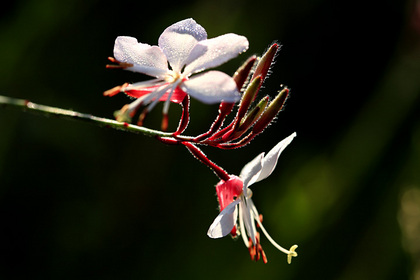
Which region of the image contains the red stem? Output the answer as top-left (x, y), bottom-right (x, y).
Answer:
top-left (182, 142), bottom-right (230, 181)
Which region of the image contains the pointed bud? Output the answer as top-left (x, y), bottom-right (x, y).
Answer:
top-left (252, 87), bottom-right (289, 135)
top-left (236, 76), bottom-right (263, 124)
top-left (223, 96), bottom-right (269, 142)
top-left (218, 76), bottom-right (262, 143)
top-left (251, 43), bottom-right (279, 82)
top-left (228, 96), bottom-right (269, 141)
top-left (233, 55), bottom-right (257, 91)
top-left (238, 96), bottom-right (269, 132)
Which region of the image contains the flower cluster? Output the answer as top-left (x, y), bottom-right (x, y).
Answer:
top-left (105, 18), bottom-right (298, 263)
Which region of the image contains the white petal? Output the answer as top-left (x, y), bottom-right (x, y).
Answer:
top-left (114, 36), bottom-right (169, 78)
top-left (256, 132), bottom-right (297, 182)
top-left (241, 199), bottom-right (257, 245)
top-left (239, 153), bottom-right (264, 191)
top-left (181, 71), bottom-right (241, 104)
top-left (158, 18), bottom-right (207, 72)
top-left (184, 33), bottom-right (249, 75)
top-left (207, 199), bottom-right (240, 238)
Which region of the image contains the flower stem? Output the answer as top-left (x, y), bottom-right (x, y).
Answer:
top-left (182, 142), bottom-right (230, 181)
top-left (0, 95), bottom-right (173, 138)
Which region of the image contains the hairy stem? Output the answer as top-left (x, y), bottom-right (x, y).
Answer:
top-left (0, 95), bottom-right (173, 137)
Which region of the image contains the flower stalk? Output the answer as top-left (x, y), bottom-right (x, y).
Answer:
top-left (0, 95), bottom-right (173, 138)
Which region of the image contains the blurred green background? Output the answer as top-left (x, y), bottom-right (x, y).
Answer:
top-left (1, 0), bottom-right (420, 279)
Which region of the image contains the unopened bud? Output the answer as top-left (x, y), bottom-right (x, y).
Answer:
top-left (252, 87), bottom-right (289, 134)
top-left (229, 96), bottom-right (269, 141)
top-left (238, 96), bottom-right (269, 130)
top-left (233, 55), bottom-right (257, 91)
top-left (251, 43), bottom-right (279, 82)
top-left (236, 76), bottom-right (262, 123)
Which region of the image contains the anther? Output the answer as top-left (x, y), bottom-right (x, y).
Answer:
top-left (287, 245), bottom-right (298, 264)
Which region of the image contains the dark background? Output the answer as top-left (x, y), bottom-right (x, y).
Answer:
top-left (1, 0), bottom-right (420, 279)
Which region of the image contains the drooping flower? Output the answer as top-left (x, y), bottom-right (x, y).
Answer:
top-left (207, 132), bottom-right (298, 263)
top-left (105, 18), bottom-right (249, 124)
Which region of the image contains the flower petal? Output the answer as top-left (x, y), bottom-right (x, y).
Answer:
top-left (184, 33), bottom-right (249, 75)
top-left (158, 18), bottom-right (207, 72)
top-left (256, 132), bottom-right (297, 182)
top-left (216, 175), bottom-right (244, 211)
top-left (239, 153), bottom-right (264, 191)
top-left (241, 199), bottom-right (257, 245)
top-left (181, 71), bottom-right (241, 104)
top-left (124, 84), bottom-right (187, 104)
top-left (207, 199), bottom-right (240, 239)
top-left (114, 36), bottom-right (169, 78)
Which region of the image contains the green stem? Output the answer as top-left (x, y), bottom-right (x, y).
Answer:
top-left (0, 95), bottom-right (173, 137)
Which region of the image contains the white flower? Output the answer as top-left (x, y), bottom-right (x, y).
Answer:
top-left (207, 132), bottom-right (298, 263)
top-left (108, 18), bottom-right (248, 116)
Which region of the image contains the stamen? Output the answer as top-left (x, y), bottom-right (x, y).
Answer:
top-left (137, 108), bottom-right (148, 126)
top-left (248, 233), bottom-right (268, 263)
top-left (106, 57), bottom-right (134, 69)
top-left (114, 104), bottom-right (132, 122)
top-left (128, 78), bottom-right (164, 88)
top-left (238, 202), bottom-right (250, 247)
top-left (127, 95), bottom-right (147, 112)
top-left (103, 83), bottom-right (129, 97)
top-left (287, 245), bottom-right (298, 264)
top-left (162, 86), bottom-right (176, 116)
top-left (248, 238), bottom-right (256, 261)
top-left (242, 198), bottom-right (257, 246)
top-left (143, 84), bottom-right (172, 112)
top-left (250, 202), bottom-right (298, 262)
top-left (161, 113), bottom-right (168, 131)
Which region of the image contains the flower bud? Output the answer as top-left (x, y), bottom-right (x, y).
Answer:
top-left (251, 43), bottom-right (279, 82)
top-left (233, 55), bottom-right (257, 91)
top-left (236, 76), bottom-right (263, 123)
top-left (230, 96), bottom-right (269, 141)
top-left (252, 87), bottom-right (289, 135)
top-left (238, 96), bottom-right (269, 131)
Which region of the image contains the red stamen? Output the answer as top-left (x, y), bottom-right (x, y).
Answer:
top-left (248, 233), bottom-right (268, 263)
top-left (248, 239), bottom-right (256, 261)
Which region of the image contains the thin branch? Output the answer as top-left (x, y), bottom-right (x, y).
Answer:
top-left (0, 95), bottom-right (173, 137)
